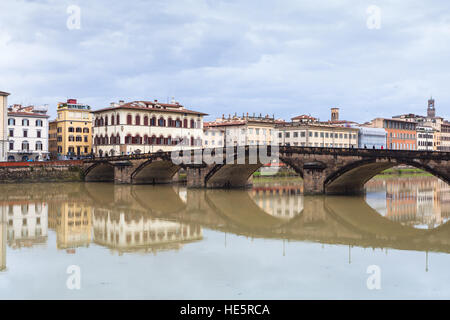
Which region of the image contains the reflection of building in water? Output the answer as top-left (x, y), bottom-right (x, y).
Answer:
top-left (48, 202), bottom-right (92, 250)
top-left (250, 185), bottom-right (303, 220)
top-left (366, 176), bottom-right (450, 229)
top-left (1, 207), bottom-right (6, 271)
top-left (5, 202), bottom-right (48, 249)
top-left (92, 209), bottom-right (202, 254)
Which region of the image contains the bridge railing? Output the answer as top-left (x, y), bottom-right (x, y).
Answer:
top-left (84, 146), bottom-right (450, 163)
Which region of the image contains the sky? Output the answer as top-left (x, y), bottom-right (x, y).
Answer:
top-left (0, 0), bottom-right (449, 122)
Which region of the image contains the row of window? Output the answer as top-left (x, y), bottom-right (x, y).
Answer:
top-left (9, 129), bottom-right (42, 138)
top-left (389, 143), bottom-right (416, 150)
top-left (385, 121), bottom-right (416, 130)
top-left (95, 114), bottom-right (201, 128)
top-left (57, 146), bottom-right (90, 154)
top-left (94, 134), bottom-right (202, 146)
top-left (9, 141), bottom-right (44, 151)
top-left (389, 132), bottom-right (416, 139)
top-left (280, 131), bottom-right (357, 139)
top-left (283, 142), bottom-right (356, 148)
top-left (8, 119), bottom-right (44, 127)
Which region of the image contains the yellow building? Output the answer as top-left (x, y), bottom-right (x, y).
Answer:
top-left (52, 99), bottom-right (92, 159)
top-left (48, 201), bottom-right (92, 250)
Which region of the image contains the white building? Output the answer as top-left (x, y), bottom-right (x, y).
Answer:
top-left (6, 202), bottom-right (48, 249)
top-left (92, 209), bottom-right (202, 254)
top-left (0, 91), bottom-right (10, 162)
top-left (204, 114), bottom-right (280, 147)
top-left (93, 99), bottom-right (207, 156)
top-left (416, 126), bottom-right (435, 151)
top-left (7, 105), bottom-right (49, 161)
top-left (203, 124), bottom-right (225, 148)
top-left (355, 126), bottom-right (387, 149)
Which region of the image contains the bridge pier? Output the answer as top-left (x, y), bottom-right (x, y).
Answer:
top-left (186, 166), bottom-right (210, 188)
top-left (302, 162), bottom-right (327, 195)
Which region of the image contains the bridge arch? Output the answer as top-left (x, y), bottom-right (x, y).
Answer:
top-left (205, 163), bottom-right (262, 188)
top-left (84, 162), bottom-right (115, 182)
top-left (324, 158), bottom-right (450, 194)
top-left (131, 159), bottom-right (180, 184)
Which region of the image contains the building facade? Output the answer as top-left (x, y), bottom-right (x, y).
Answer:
top-left (7, 105), bottom-right (49, 161)
top-left (276, 118), bottom-right (359, 148)
top-left (369, 118), bottom-right (417, 150)
top-left (48, 121), bottom-right (58, 160)
top-left (355, 126), bottom-right (387, 149)
top-left (92, 100), bottom-right (207, 156)
top-left (204, 114), bottom-right (280, 147)
top-left (0, 91), bottom-right (10, 161)
top-left (203, 124), bottom-right (225, 148)
top-left (51, 99), bottom-right (93, 159)
top-left (416, 126), bottom-right (435, 151)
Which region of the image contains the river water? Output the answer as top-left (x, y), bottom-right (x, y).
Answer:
top-left (0, 175), bottom-right (449, 299)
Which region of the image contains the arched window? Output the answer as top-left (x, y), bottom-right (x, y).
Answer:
top-left (191, 136), bottom-right (194, 146)
top-left (76, 136), bottom-right (82, 142)
top-left (68, 127), bottom-right (74, 132)
top-left (110, 134), bottom-right (115, 144)
top-left (144, 135), bottom-right (148, 144)
top-left (132, 135), bottom-right (141, 144)
top-left (111, 115), bottom-right (115, 126)
top-left (116, 133), bottom-right (120, 144)
top-left (69, 135), bottom-right (74, 142)
top-left (127, 114), bottom-right (132, 125)
top-left (158, 117), bottom-right (165, 127)
top-left (116, 114), bottom-right (120, 125)
top-left (100, 117), bottom-right (104, 126)
top-left (168, 118), bottom-right (173, 127)
top-left (76, 127), bottom-right (82, 133)
top-left (83, 128), bottom-right (89, 133)
top-left (183, 119), bottom-right (188, 128)
top-left (135, 115), bottom-right (140, 125)
top-left (125, 134), bottom-right (132, 144)
top-left (36, 120), bottom-right (43, 127)
top-left (150, 117), bottom-right (156, 126)
top-left (190, 119), bottom-right (195, 128)
top-left (105, 116), bottom-right (108, 126)
top-left (22, 119), bottom-right (30, 126)
top-left (8, 118), bottom-right (15, 126)
top-left (175, 118), bottom-right (181, 128)
top-left (167, 136), bottom-right (172, 145)
top-left (150, 135), bottom-right (156, 145)
top-left (144, 116), bottom-right (148, 126)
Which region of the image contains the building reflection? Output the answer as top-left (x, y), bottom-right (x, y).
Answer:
top-left (365, 176), bottom-right (450, 229)
top-left (92, 208), bottom-right (202, 254)
top-left (48, 202), bottom-right (92, 251)
top-left (0, 206), bottom-right (6, 271)
top-left (5, 201), bottom-right (48, 249)
top-left (249, 184), bottom-right (304, 220)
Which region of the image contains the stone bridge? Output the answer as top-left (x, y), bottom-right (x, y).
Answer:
top-left (82, 146), bottom-right (450, 194)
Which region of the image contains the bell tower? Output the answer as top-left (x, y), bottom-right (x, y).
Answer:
top-left (427, 97), bottom-right (435, 118)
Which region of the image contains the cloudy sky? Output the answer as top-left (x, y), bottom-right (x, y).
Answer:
top-left (0, 0), bottom-right (449, 122)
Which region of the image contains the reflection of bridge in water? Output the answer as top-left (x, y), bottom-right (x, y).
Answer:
top-left (0, 180), bottom-right (450, 270)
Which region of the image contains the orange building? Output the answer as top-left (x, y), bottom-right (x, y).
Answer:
top-left (369, 118), bottom-right (417, 150)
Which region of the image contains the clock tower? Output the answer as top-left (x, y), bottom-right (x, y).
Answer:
top-left (427, 97), bottom-right (435, 118)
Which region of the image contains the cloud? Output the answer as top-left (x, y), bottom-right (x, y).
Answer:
top-left (0, 0), bottom-right (449, 122)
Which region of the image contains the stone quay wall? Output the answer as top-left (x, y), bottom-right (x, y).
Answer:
top-left (0, 160), bottom-right (84, 183)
